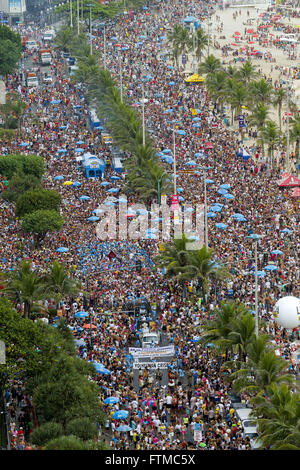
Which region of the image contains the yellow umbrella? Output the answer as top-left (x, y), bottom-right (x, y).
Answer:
top-left (63, 181), bottom-right (74, 186)
top-left (241, 105), bottom-right (248, 109)
top-left (184, 73), bottom-right (205, 83)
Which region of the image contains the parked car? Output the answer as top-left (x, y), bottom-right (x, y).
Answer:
top-left (141, 332), bottom-right (160, 349)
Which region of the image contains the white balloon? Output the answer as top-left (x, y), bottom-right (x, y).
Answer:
top-left (274, 296), bottom-right (300, 329)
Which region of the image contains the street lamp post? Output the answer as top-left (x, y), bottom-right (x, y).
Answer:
top-left (103, 25), bottom-right (106, 70)
top-left (70, 0), bottom-right (73, 27)
top-left (87, 4), bottom-right (93, 55)
top-left (199, 165), bottom-right (212, 249)
top-left (173, 126), bottom-right (176, 195)
top-left (286, 73), bottom-right (290, 172)
top-left (77, 0), bottom-right (79, 34)
top-left (142, 82), bottom-right (145, 146)
top-left (247, 233), bottom-right (262, 337)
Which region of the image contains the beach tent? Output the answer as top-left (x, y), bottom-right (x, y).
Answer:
top-left (184, 73), bottom-right (205, 83)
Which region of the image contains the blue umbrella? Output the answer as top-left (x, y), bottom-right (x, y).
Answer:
top-left (76, 141), bottom-right (85, 145)
top-left (207, 212), bottom-right (217, 218)
top-left (75, 148), bottom-right (84, 152)
top-left (116, 425), bottom-right (132, 432)
top-left (205, 179), bottom-right (214, 184)
top-left (54, 175), bottom-right (64, 181)
top-left (177, 188), bottom-right (184, 193)
top-left (50, 99), bottom-right (61, 104)
top-left (232, 213), bottom-right (247, 221)
top-left (79, 195), bottom-right (91, 201)
top-left (136, 209), bottom-right (148, 215)
top-left (217, 189), bottom-right (228, 195)
top-left (223, 193), bottom-right (235, 199)
top-left (104, 201), bottom-right (115, 207)
top-left (112, 410), bottom-right (129, 420)
top-left (57, 149), bottom-right (67, 153)
top-left (167, 65), bottom-right (173, 70)
top-left (192, 117), bottom-right (201, 122)
top-left (19, 142), bottom-right (29, 147)
top-left (59, 125), bottom-right (67, 129)
top-left (164, 109), bottom-right (173, 113)
top-left (178, 196), bottom-right (184, 201)
top-left (100, 181), bottom-right (110, 186)
top-left (143, 75), bottom-right (152, 80)
top-left (56, 247), bottom-right (69, 253)
top-left (75, 338), bottom-right (86, 346)
top-left (168, 81), bottom-right (176, 86)
top-left (104, 397), bottom-right (119, 404)
top-left (264, 265), bottom-right (278, 271)
top-left (192, 123), bottom-right (201, 128)
top-left (211, 205), bottom-right (222, 212)
top-left (107, 188), bottom-right (119, 193)
top-left (271, 249), bottom-right (283, 255)
top-left (253, 270), bottom-right (266, 277)
top-left (162, 149), bottom-right (172, 153)
top-left (185, 160), bottom-right (197, 166)
top-left (111, 176), bottom-right (120, 180)
top-left (74, 311), bottom-right (88, 318)
top-left (72, 181), bottom-right (81, 187)
top-left (215, 223), bottom-right (228, 229)
top-left (177, 130), bottom-right (186, 135)
top-left (220, 184), bottom-right (230, 189)
top-left (87, 216), bottom-right (100, 222)
top-left (118, 198), bottom-right (128, 203)
top-left (281, 228), bottom-right (292, 234)
top-left (194, 152), bottom-right (204, 157)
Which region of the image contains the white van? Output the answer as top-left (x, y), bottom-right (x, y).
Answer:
top-left (236, 408), bottom-right (260, 449)
top-left (141, 332), bottom-right (160, 348)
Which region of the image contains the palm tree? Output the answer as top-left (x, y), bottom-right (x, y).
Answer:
top-left (200, 301), bottom-right (249, 359)
top-left (225, 337), bottom-right (294, 395)
top-left (227, 312), bottom-right (256, 361)
top-left (190, 28), bottom-right (209, 65)
top-left (273, 87), bottom-right (286, 132)
top-left (178, 246), bottom-right (226, 303)
top-left (251, 384), bottom-right (300, 450)
top-left (289, 115), bottom-right (300, 171)
top-left (227, 81), bottom-right (248, 121)
top-left (2, 260), bottom-right (48, 318)
top-left (248, 78), bottom-right (274, 105)
top-left (258, 120), bottom-right (281, 167)
top-left (167, 24), bottom-right (191, 60)
top-left (247, 103), bottom-right (270, 132)
top-left (43, 261), bottom-right (81, 309)
top-left (237, 60), bottom-right (258, 84)
top-left (126, 160), bottom-right (172, 203)
top-left (55, 27), bottom-right (75, 51)
top-left (198, 54), bottom-right (222, 77)
top-left (155, 234), bottom-right (194, 297)
top-left (205, 71), bottom-right (228, 113)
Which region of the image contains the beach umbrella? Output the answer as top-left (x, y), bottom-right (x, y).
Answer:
top-left (207, 212), bottom-right (217, 218)
top-left (264, 265), bottom-right (278, 271)
top-left (168, 81), bottom-right (176, 86)
top-left (205, 179), bottom-right (214, 184)
top-left (164, 109), bottom-right (173, 113)
top-left (112, 410), bottom-right (129, 420)
top-left (217, 188), bottom-right (228, 195)
top-left (59, 125), bottom-right (67, 129)
top-left (57, 149), bottom-right (67, 153)
top-left (192, 117), bottom-right (201, 122)
top-left (185, 160), bottom-right (197, 166)
top-left (232, 213), bottom-right (247, 221)
top-left (177, 130), bottom-right (186, 135)
top-left (56, 247), bottom-right (69, 253)
top-left (271, 249), bottom-right (283, 255)
top-left (107, 188), bottom-right (119, 193)
top-left (194, 152), bottom-right (204, 157)
top-left (72, 182), bottom-right (81, 187)
top-left (92, 208), bottom-right (103, 215)
top-left (63, 181), bottom-right (74, 185)
top-left (104, 397), bottom-right (119, 404)
top-left (87, 216), bottom-right (100, 222)
top-left (178, 196), bottom-right (184, 201)
top-left (220, 183), bottom-right (230, 189)
top-left (76, 141), bottom-right (85, 145)
top-left (162, 149), bottom-right (172, 153)
top-left (223, 193), bottom-right (235, 199)
top-left (215, 223), bottom-right (228, 229)
top-left (104, 201), bottom-right (115, 207)
top-left (281, 228), bottom-right (292, 234)
top-left (75, 338), bottom-right (86, 346)
top-left (50, 99), bottom-right (61, 104)
top-left (111, 176), bottom-right (120, 180)
top-left (210, 205), bottom-right (222, 212)
top-left (118, 197), bottom-right (128, 203)
top-left (192, 123), bottom-right (201, 128)
top-left (100, 181), bottom-right (110, 186)
top-left (75, 148), bottom-right (84, 152)
top-left (54, 175), bottom-right (64, 181)
top-left (79, 195), bottom-right (91, 201)
top-left (74, 311), bottom-right (88, 318)
top-left (116, 425), bottom-right (132, 432)
top-left (19, 142), bottom-right (29, 147)
top-left (177, 188), bottom-right (184, 192)
top-left (136, 208), bottom-right (148, 215)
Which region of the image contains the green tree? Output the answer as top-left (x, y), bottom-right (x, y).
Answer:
top-left (258, 120), bottom-right (281, 167)
top-left (205, 71), bottom-right (228, 112)
top-left (0, 26), bottom-right (21, 76)
top-left (190, 28), bottom-right (208, 64)
top-left (237, 60), bottom-right (258, 84)
top-left (45, 435), bottom-right (88, 450)
top-left (248, 78), bottom-right (274, 105)
top-left (227, 312), bottom-right (256, 362)
top-left (1, 172), bottom-right (41, 203)
top-left (198, 54), bottom-right (222, 76)
top-left (289, 114), bottom-right (300, 170)
top-left (43, 261), bottom-right (81, 308)
top-left (0, 154), bottom-right (45, 180)
top-left (247, 103), bottom-right (270, 132)
top-left (273, 87), bottom-right (286, 132)
top-left (21, 210), bottom-right (64, 246)
top-left (16, 189), bottom-right (61, 218)
top-left (251, 384), bottom-right (300, 450)
top-left (65, 417), bottom-right (98, 441)
top-left (30, 422), bottom-right (64, 448)
top-left (54, 26), bottom-right (75, 51)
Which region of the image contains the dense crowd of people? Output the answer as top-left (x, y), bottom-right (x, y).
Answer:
top-left (1, 0), bottom-right (299, 450)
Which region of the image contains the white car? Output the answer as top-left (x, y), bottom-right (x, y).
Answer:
top-left (141, 332), bottom-right (160, 349)
top-left (43, 74), bottom-right (53, 83)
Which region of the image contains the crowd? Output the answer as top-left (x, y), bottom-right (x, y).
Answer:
top-left (1, 0), bottom-right (299, 451)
